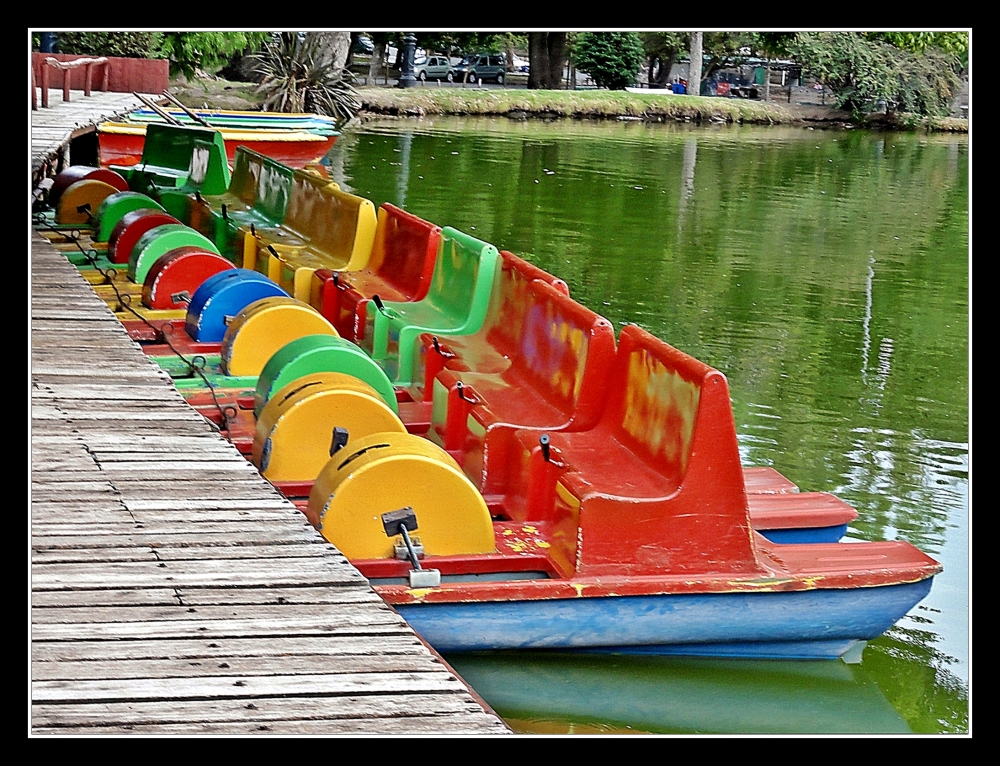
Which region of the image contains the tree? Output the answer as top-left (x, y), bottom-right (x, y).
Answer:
top-left (528, 32), bottom-right (567, 89)
top-left (700, 32), bottom-right (755, 84)
top-left (492, 33), bottom-right (529, 72)
top-left (785, 32), bottom-right (963, 117)
top-left (573, 32), bottom-right (644, 90)
top-left (688, 32), bottom-right (703, 95)
top-left (867, 32), bottom-right (969, 71)
top-left (640, 32), bottom-right (688, 87)
top-left (157, 32), bottom-right (271, 80)
top-left (752, 32), bottom-right (797, 101)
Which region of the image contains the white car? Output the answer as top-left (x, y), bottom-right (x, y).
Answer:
top-left (413, 55), bottom-right (455, 82)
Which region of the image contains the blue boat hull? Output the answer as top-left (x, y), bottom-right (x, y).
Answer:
top-left (394, 579), bottom-right (932, 659)
top-left (758, 524), bottom-right (849, 544)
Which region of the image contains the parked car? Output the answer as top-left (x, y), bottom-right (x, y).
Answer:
top-left (413, 55), bottom-right (454, 82)
top-left (452, 53), bottom-right (507, 85)
top-left (353, 35), bottom-right (374, 55)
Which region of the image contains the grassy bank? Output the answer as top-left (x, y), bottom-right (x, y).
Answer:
top-left (168, 78), bottom-right (969, 132)
top-left (357, 86), bottom-right (795, 125)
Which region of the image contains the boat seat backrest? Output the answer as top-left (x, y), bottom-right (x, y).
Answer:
top-left (280, 170), bottom-right (377, 269)
top-left (428, 278), bottom-right (615, 495)
top-left (277, 169), bottom-right (338, 237)
top-left (227, 148), bottom-right (267, 210)
top-left (479, 251), bottom-right (570, 357)
top-left (304, 205), bottom-right (442, 341)
top-left (247, 151), bottom-right (296, 225)
top-left (498, 279), bottom-right (616, 420)
top-left (184, 140), bottom-right (231, 195)
top-left (130, 124), bottom-right (230, 195)
top-left (364, 203), bottom-right (441, 296)
top-left (424, 227), bottom-right (499, 321)
top-left (602, 324), bottom-right (739, 488)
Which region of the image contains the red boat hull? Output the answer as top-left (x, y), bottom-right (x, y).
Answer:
top-left (98, 130), bottom-right (338, 170)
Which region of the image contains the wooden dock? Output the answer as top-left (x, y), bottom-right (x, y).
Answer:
top-left (30, 89), bottom-right (152, 187)
top-left (29, 94), bottom-right (510, 736)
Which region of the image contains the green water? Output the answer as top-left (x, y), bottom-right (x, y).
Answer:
top-left (325, 117), bottom-right (969, 735)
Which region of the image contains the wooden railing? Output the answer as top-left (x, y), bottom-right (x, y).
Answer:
top-left (32, 56), bottom-right (109, 110)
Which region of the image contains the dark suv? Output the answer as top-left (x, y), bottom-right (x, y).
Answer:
top-left (452, 53), bottom-right (506, 85)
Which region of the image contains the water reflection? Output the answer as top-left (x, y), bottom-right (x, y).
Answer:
top-left (446, 652), bottom-right (911, 735)
top-left (325, 118), bottom-right (969, 733)
top-left (678, 136), bottom-right (697, 235)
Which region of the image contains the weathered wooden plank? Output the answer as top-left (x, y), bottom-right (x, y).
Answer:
top-left (31, 601), bottom-right (401, 626)
top-left (31, 557), bottom-right (365, 590)
top-left (31, 526), bottom-right (316, 547)
top-left (33, 480), bottom-right (288, 497)
top-left (32, 714), bottom-right (509, 736)
top-left (38, 510), bottom-right (306, 526)
top-left (32, 508), bottom-right (134, 525)
top-left (32, 441), bottom-right (233, 455)
top-left (30, 483), bottom-right (121, 498)
top-left (31, 586), bottom-right (385, 610)
top-left (32, 714), bottom-right (510, 736)
top-left (30, 634), bottom-right (425, 663)
top-left (32, 543), bottom-right (331, 564)
top-left (115, 498), bottom-right (297, 511)
top-left (32, 653), bottom-right (450, 681)
top-left (31, 612), bottom-right (410, 642)
top-left (32, 671), bottom-right (470, 703)
top-left (31, 695), bottom-right (509, 734)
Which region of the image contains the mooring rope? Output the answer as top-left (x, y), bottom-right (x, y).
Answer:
top-left (31, 218), bottom-right (238, 441)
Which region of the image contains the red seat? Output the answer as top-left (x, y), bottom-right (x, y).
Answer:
top-left (426, 265), bottom-right (616, 497)
top-left (510, 324), bottom-right (762, 576)
top-left (309, 204), bottom-right (441, 341)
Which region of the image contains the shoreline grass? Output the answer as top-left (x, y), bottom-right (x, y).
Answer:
top-left (358, 86), bottom-right (795, 124)
top-left (355, 86), bottom-right (967, 133)
top-left (169, 78), bottom-right (968, 133)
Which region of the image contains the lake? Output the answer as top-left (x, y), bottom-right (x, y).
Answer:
top-left (323, 116), bottom-right (969, 735)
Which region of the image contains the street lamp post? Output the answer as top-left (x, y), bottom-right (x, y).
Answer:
top-left (398, 33), bottom-right (417, 88)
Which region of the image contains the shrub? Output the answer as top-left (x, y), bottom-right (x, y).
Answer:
top-left (52, 32), bottom-right (165, 60)
top-left (252, 33), bottom-right (361, 126)
top-left (573, 32), bottom-right (645, 90)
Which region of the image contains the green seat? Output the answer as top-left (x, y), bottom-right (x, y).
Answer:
top-left (360, 227), bottom-right (500, 388)
top-left (113, 124), bottom-right (231, 202)
top-left (189, 147), bottom-right (296, 258)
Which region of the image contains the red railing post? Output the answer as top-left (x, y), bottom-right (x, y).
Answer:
top-left (31, 64), bottom-right (37, 110)
top-left (38, 56), bottom-right (111, 107)
top-left (41, 62), bottom-right (49, 108)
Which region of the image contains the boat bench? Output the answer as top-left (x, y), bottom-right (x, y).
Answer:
top-left (113, 124), bottom-right (231, 204)
top-left (358, 226), bottom-right (500, 389)
top-left (508, 323), bottom-right (762, 576)
top-left (187, 146), bottom-right (296, 261)
top-left (413, 251), bottom-right (570, 399)
top-left (426, 269), bottom-right (617, 497)
top-left (249, 169), bottom-right (377, 300)
top-left (308, 203), bottom-right (441, 342)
